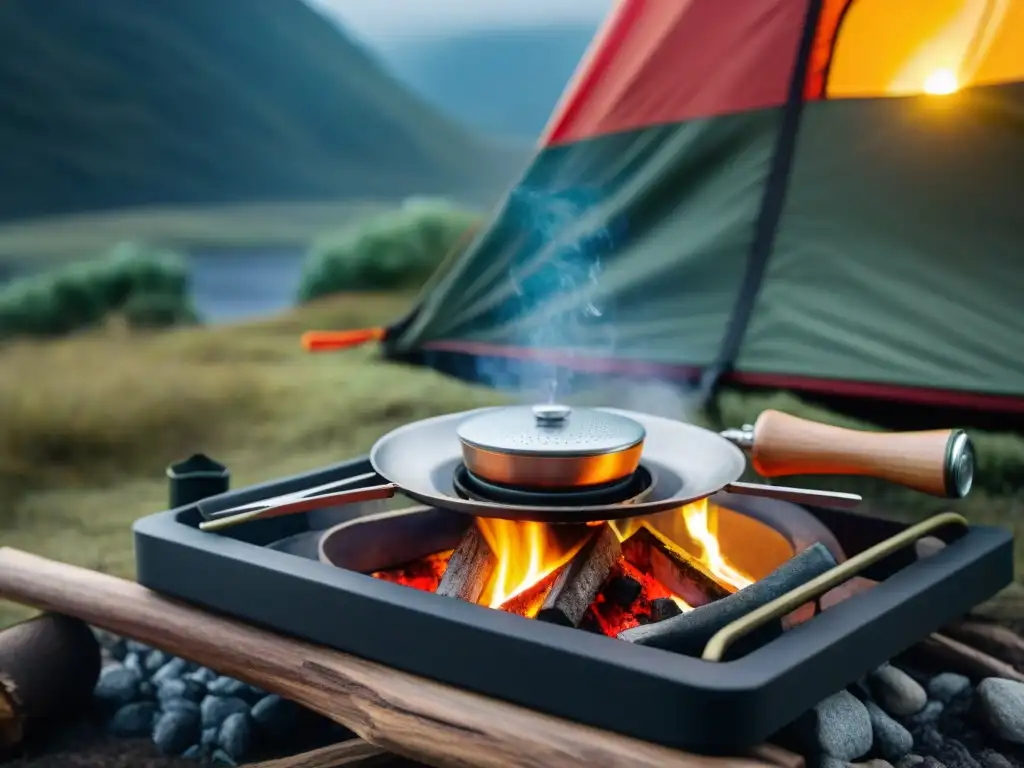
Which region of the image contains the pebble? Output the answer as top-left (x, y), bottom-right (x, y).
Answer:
top-left (896, 756), bottom-right (926, 768)
top-left (153, 709), bottom-right (201, 756)
top-left (200, 695), bottom-right (250, 730)
top-left (921, 758), bottom-right (948, 768)
top-left (107, 701), bottom-right (159, 737)
top-left (144, 649), bottom-right (169, 674)
top-left (977, 750), bottom-right (1015, 768)
top-left (867, 701), bottom-right (915, 761)
top-left (186, 667), bottom-right (218, 686)
top-left (911, 701), bottom-right (946, 726)
top-left (977, 678), bottom-right (1024, 745)
top-left (251, 694), bottom-right (299, 737)
top-left (162, 697), bottom-right (201, 716)
top-left (125, 640), bottom-right (150, 655)
top-left (929, 675), bottom-right (972, 704)
top-left (870, 665), bottom-right (929, 718)
top-left (157, 677), bottom-right (205, 704)
top-left (789, 690), bottom-right (873, 761)
top-left (182, 745), bottom-right (203, 759)
top-left (123, 652), bottom-right (146, 679)
top-left (94, 664), bottom-right (141, 706)
top-left (151, 657), bottom-right (190, 686)
top-left (208, 676), bottom-right (251, 698)
top-left (211, 748), bottom-right (238, 765)
top-left (202, 726), bottom-right (219, 746)
top-left (218, 711), bottom-right (252, 762)
top-left (854, 761), bottom-right (895, 768)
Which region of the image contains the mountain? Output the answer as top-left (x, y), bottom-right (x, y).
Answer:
top-left (0, 0), bottom-right (524, 222)
top-left (378, 24), bottom-right (597, 142)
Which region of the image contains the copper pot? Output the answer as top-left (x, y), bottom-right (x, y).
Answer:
top-left (455, 404), bottom-right (646, 489)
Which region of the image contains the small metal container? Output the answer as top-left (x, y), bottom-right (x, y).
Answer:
top-left (455, 404), bottom-right (647, 489)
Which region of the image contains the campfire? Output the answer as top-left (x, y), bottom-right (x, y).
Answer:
top-left (371, 498), bottom-right (801, 641)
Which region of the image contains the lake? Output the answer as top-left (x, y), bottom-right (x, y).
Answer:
top-left (188, 249), bottom-right (305, 322)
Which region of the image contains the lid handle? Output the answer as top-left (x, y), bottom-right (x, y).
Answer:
top-left (532, 404), bottom-right (571, 426)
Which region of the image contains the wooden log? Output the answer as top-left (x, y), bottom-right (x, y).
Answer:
top-left (0, 613), bottom-right (101, 750)
top-left (910, 633), bottom-right (1024, 683)
top-left (496, 569), bottom-right (561, 618)
top-left (621, 527), bottom-right (730, 609)
top-left (253, 738), bottom-right (423, 767)
top-left (943, 620), bottom-right (1024, 672)
top-left (0, 547), bottom-right (777, 768)
top-left (435, 526), bottom-right (496, 604)
top-left (537, 525), bottom-right (621, 627)
top-left (618, 543), bottom-right (837, 655)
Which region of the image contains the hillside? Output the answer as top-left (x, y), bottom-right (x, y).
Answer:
top-left (0, 0), bottom-right (523, 221)
top-left (379, 24), bottom-right (597, 141)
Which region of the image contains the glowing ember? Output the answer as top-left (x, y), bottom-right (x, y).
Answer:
top-left (475, 519), bottom-right (588, 610)
top-left (372, 550), bottom-right (453, 592)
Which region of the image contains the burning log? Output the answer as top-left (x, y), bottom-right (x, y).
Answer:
top-left (435, 526), bottom-right (496, 604)
top-left (0, 613), bottom-right (102, 752)
top-left (621, 527), bottom-right (731, 609)
top-left (537, 525), bottom-right (622, 627)
top-left (619, 543), bottom-right (837, 657)
top-left (498, 570), bottom-right (560, 617)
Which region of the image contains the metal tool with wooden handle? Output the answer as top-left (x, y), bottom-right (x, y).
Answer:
top-left (721, 410), bottom-right (975, 498)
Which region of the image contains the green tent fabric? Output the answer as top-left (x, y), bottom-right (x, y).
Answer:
top-left (372, 0), bottom-right (1024, 417)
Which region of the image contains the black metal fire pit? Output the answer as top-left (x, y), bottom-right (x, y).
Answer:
top-left (133, 456), bottom-right (1012, 754)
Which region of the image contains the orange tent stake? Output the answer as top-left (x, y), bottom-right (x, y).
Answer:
top-left (300, 327), bottom-right (385, 352)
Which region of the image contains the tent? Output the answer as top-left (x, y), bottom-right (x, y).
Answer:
top-left (315, 0), bottom-right (1024, 419)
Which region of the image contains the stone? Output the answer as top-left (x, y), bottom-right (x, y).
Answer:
top-left (977, 750), bottom-right (1015, 768)
top-left (207, 676), bottom-right (250, 698)
top-left (94, 664), bottom-right (141, 706)
top-left (928, 674), bottom-right (972, 704)
top-left (937, 739), bottom-right (981, 768)
top-left (869, 665), bottom-right (928, 718)
top-left (789, 690), bottom-right (873, 761)
top-left (107, 702), bottom-right (159, 737)
top-left (151, 657), bottom-right (190, 686)
top-left (921, 759), bottom-right (948, 768)
top-left (125, 640), bottom-right (151, 655)
top-left (211, 748), bottom-right (238, 765)
top-left (897, 756), bottom-right (926, 768)
top-left (867, 701), bottom-right (914, 761)
top-left (251, 694), bottom-right (299, 737)
top-left (123, 652), bottom-right (146, 679)
top-left (182, 745), bottom-right (202, 759)
top-left (201, 726), bottom-right (218, 746)
top-left (185, 667), bottom-right (218, 687)
top-left (144, 650), bottom-right (169, 674)
top-left (200, 695), bottom-right (250, 730)
top-left (157, 677), bottom-right (205, 703)
top-left (162, 697), bottom-right (201, 717)
top-left (137, 681), bottom-right (155, 700)
top-left (217, 711), bottom-right (252, 763)
top-left (153, 709), bottom-right (202, 756)
top-left (819, 759), bottom-right (846, 768)
top-left (853, 761), bottom-right (894, 768)
top-left (910, 701), bottom-right (946, 726)
top-left (916, 725), bottom-right (945, 755)
top-left (978, 678), bottom-right (1024, 745)
top-left (106, 636), bottom-right (128, 662)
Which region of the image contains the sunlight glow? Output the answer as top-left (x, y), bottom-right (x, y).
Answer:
top-left (923, 68), bottom-right (960, 94)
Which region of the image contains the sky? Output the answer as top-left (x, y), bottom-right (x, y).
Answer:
top-left (308, 0), bottom-right (612, 42)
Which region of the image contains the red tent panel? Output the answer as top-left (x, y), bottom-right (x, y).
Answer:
top-left (540, 0), bottom-right (813, 147)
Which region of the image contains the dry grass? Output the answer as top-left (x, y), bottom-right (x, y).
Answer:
top-left (1, 297), bottom-right (1022, 628)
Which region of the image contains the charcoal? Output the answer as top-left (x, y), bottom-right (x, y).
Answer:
top-left (621, 527), bottom-right (729, 608)
top-left (537, 525), bottom-right (621, 627)
top-left (617, 542), bottom-right (837, 656)
top-left (650, 597), bottom-right (682, 622)
top-left (436, 526), bottom-right (496, 604)
top-left (604, 574), bottom-right (642, 609)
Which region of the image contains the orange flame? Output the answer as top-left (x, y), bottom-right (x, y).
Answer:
top-left (475, 519), bottom-right (588, 616)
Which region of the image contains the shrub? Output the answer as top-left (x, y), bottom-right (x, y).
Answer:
top-left (297, 199), bottom-right (479, 301)
top-left (0, 242), bottom-right (197, 340)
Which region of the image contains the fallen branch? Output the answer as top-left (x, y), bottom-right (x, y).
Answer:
top-left (252, 738), bottom-right (421, 767)
top-left (913, 633), bottom-right (1024, 683)
top-left (943, 620), bottom-right (1024, 673)
top-left (0, 548), bottom-right (777, 768)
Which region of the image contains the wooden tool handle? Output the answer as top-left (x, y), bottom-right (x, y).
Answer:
top-left (750, 410), bottom-right (975, 498)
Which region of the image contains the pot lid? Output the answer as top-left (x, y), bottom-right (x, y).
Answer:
top-left (455, 404), bottom-right (646, 457)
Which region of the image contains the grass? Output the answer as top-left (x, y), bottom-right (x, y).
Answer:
top-left (0, 202), bottom-right (394, 268)
top-left (0, 293), bottom-right (1021, 628)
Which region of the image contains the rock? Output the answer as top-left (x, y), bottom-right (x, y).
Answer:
top-left (853, 761), bottom-right (895, 768)
top-left (910, 701), bottom-right (946, 726)
top-left (107, 701), bottom-right (159, 737)
top-left (211, 748), bottom-right (238, 765)
top-left (182, 745), bottom-right (202, 759)
top-left (896, 756), bottom-right (926, 768)
top-left (151, 657), bottom-right (189, 686)
top-left (106, 636), bottom-right (128, 662)
top-left (185, 667), bottom-right (218, 687)
top-left (162, 697), bottom-right (201, 717)
top-left (153, 709), bottom-right (202, 756)
top-left (157, 677), bottom-right (205, 703)
top-left (144, 650), bottom-right (169, 674)
top-left (251, 694), bottom-right (299, 737)
top-left (201, 726), bottom-right (219, 746)
top-left (125, 640), bottom-right (151, 655)
top-left (869, 665), bottom-right (928, 718)
top-left (94, 664), bottom-right (141, 706)
top-left (200, 695), bottom-right (250, 730)
top-left (207, 676), bottom-right (250, 698)
top-left (137, 681), bottom-right (155, 700)
top-left (928, 674), bottom-right (972, 704)
top-left (123, 652), bottom-right (146, 679)
top-left (820, 759), bottom-right (846, 768)
top-left (217, 711), bottom-right (252, 763)
top-left (921, 758), bottom-right (948, 768)
top-left (789, 690), bottom-right (873, 761)
top-left (867, 701), bottom-right (915, 761)
top-left (977, 678), bottom-right (1024, 744)
top-left (977, 750), bottom-right (1015, 768)
top-left (916, 725), bottom-right (945, 755)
